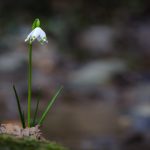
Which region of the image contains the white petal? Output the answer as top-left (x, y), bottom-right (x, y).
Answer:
top-left (25, 27), bottom-right (48, 44)
top-left (25, 30), bottom-right (34, 42)
top-left (36, 29), bottom-right (48, 44)
top-left (37, 36), bottom-right (42, 41)
top-left (37, 36), bottom-right (48, 45)
top-left (40, 31), bottom-right (48, 43)
top-left (31, 27), bottom-right (41, 38)
top-left (39, 30), bottom-right (46, 38)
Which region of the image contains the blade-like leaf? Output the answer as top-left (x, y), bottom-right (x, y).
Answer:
top-left (38, 86), bottom-right (63, 126)
top-left (13, 85), bottom-right (26, 128)
top-left (32, 96), bottom-right (40, 126)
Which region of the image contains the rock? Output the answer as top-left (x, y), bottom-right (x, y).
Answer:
top-left (0, 124), bottom-right (42, 140)
top-left (76, 26), bottom-right (116, 53)
top-left (68, 59), bottom-right (126, 86)
top-left (0, 51), bottom-right (25, 72)
top-left (135, 23), bottom-right (150, 54)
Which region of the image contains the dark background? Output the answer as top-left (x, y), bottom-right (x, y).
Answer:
top-left (0, 0), bottom-right (150, 149)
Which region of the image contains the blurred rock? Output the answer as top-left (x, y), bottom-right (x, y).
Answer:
top-left (80, 136), bottom-right (119, 150)
top-left (68, 59), bottom-right (127, 86)
top-left (76, 26), bottom-right (116, 54)
top-left (135, 23), bottom-right (150, 54)
top-left (0, 51), bottom-right (25, 72)
top-left (129, 83), bottom-right (150, 104)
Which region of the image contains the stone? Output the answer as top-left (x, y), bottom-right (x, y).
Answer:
top-left (0, 124), bottom-right (43, 140)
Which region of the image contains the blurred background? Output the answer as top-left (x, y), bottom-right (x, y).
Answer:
top-left (0, 0), bottom-right (150, 149)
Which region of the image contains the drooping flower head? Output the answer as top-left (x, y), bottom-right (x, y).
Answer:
top-left (25, 18), bottom-right (48, 44)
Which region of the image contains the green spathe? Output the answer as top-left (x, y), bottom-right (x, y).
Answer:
top-left (32, 18), bottom-right (40, 30)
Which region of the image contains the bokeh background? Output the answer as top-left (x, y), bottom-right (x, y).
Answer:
top-left (0, 0), bottom-right (150, 149)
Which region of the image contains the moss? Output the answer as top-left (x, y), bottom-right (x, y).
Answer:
top-left (0, 134), bottom-right (68, 150)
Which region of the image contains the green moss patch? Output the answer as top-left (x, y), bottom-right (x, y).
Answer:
top-left (0, 134), bottom-right (68, 150)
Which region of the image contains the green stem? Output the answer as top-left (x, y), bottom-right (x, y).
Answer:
top-left (28, 43), bottom-right (32, 127)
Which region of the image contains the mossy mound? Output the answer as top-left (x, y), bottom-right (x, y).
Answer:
top-left (0, 134), bottom-right (68, 150)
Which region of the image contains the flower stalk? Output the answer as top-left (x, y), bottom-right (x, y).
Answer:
top-left (27, 43), bottom-right (32, 127)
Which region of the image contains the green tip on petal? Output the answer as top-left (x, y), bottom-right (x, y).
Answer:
top-left (32, 18), bottom-right (40, 30)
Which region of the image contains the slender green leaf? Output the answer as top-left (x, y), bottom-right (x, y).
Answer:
top-left (38, 86), bottom-right (63, 126)
top-left (13, 85), bottom-right (26, 128)
top-left (32, 96), bottom-right (40, 126)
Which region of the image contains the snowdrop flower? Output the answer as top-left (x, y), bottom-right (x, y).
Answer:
top-left (25, 27), bottom-right (48, 44)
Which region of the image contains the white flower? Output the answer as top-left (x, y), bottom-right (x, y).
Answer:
top-left (25, 27), bottom-right (48, 44)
